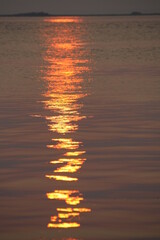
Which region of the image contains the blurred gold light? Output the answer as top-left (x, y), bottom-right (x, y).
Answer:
top-left (44, 17), bottom-right (82, 23)
top-left (49, 138), bottom-right (81, 150)
top-left (57, 207), bottom-right (91, 213)
top-left (47, 222), bottom-right (80, 228)
top-left (57, 208), bottom-right (73, 212)
top-left (43, 18), bottom-right (91, 229)
top-left (54, 164), bottom-right (82, 173)
top-left (45, 174), bottom-right (78, 182)
top-left (64, 151), bottom-right (86, 156)
top-left (47, 190), bottom-right (83, 205)
top-left (58, 212), bottom-right (80, 219)
top-left (50, 158), bottom-right (86, 164)
top-left (50, 216), bottom-right (57, 222)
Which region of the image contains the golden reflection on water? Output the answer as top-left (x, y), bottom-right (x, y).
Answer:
top-left (42, 17), bottom-right (91, 229)
top-left (47, 138), bottom-right (81, 150)
top-left (47, 190), bottom-right (83, 205)
top-left (44, 17), bottom-right (82, 23)
top-left (45, 175), bottom-right (78, 182)
top-left (48, 222), bottom-right (80, 229)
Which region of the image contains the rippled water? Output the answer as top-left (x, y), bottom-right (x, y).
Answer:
top-left (0, 16), bottom-right (160, 240)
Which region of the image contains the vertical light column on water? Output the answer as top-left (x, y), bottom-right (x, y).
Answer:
top-left (42, 17), bottom-right (91, 229)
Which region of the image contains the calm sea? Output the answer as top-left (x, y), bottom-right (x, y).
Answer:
top-left (0, 16), bottom-right (160, 240)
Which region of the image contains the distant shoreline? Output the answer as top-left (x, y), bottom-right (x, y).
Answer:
top-left (0, 12), bottom-right (160, 17)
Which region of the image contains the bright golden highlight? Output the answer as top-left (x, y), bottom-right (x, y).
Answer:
top-left (44, 17), bottom-right (82, 23)
top-left (57, 208), bottom-right (91, 213)
top-left (64, 151), bottom-right (86, 157)
top-left (57, 208), bottom-right (73, 212)
top-left (58, 212), bottom-right (80, 219)
top-left (47, 222), bottom-right (80, 228)
top-left (47, 190), bottom-right (83, 205)
top-left (50, 216), bottom-right (57, 222)
top-left (54, 164), bottom-right (82, 173)
top-left (73, 208), bottom-right (91, 213)
top-left (47, 138), bottom-right (81, 150)
top-left (50, 158), bottom-right (86, 164)
top-left (45, 174), bottom-right (78, 182)
top-left (50, 157), bottom-right (86, 174)
top-left (42, 17), bottom-right (91, 229)
top-left (47, 207), bottom-right (91, 229)
top-left (43, 49), bottom-right (88, 135)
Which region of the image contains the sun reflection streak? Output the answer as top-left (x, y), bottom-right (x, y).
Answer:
top-left (45, 175), bottom-right (78, 182)
top-left (48, 222), bottom-right (80, 228)
top-left (44, 17), bottom-right (82, 23)
top-left (47, 190), bottom-right (83, 205)
top-left (47, 138), bottom-right (81, 150)
top-left (57, 208), bottom-right (91, 213)
top-left (42, 17), bottom-right (91, 229)
top-left (58, 212), bottom-right (80, 218)
top-left (64, 151), bottom-right (86, 157)
top-left (50, 158), bottom-right (86, 164)
top-left (54, 164), bottom-right (83, 173)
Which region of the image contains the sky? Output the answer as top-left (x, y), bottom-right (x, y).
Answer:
top-left (0, 0), bottom-right (160, 15)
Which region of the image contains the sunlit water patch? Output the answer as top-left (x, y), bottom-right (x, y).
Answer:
top-left (40, 17), bottom-right (91, 230)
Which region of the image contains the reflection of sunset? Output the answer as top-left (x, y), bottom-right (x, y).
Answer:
top-left (57, 208), bottom-right (91, 213)
top-left (44, 17), bottom-right (82, 23)
top-left (48, 222), bottom-right (80, 228)
top-left (45, 174), bottom-right (78, 182)
top-left (50, 158), bottom-right (86, 164)
top-left (43, 25), bottom-right (88, 135)
top-left (45, 114), bottom-right (86, 134)
top-left (47, 138), bottom-right (81, 150)
top-left (58, 212), bottom-right (79, 218)
top-left (47, 206), bottom-right (91, 228)
top-left (50, 157), bottom-right (86, 173)
top-left (54, 164), bottom-right (83, 173)
top-left (50, 216), bottom-right (57, 222)
top-left (47, 190), bottom-right (83, 205)
top-left (64, 151), bottom-right (86, 157)
top-left (43, 17), bottom-right (91, 229)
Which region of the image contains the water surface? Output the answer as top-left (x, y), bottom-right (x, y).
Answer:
top-left (0, 16), bottom-right (160, 240)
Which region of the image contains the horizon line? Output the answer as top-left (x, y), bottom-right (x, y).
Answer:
top-left (0, 11), bottom-right (160, 17)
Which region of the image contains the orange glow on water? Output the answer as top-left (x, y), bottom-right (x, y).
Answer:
top-left (54, 164), bottom-right (82, 173)
top-left (45, 174), bottom-right (78, 182)
top-left (64, 151), bottom-right (86, 157)
top-left (44, 17), bottom-right (82, 23)
top-left (43, 93), bottom-right (86, 134)
top-left (73, 208), bottom-right (91, 213)
top-left (66, 196), bottom-right (83, 206)
top-left (47, 190), bottom-right (83, 205)
top-left (42, 25), bottom-right (88, 136)
top-left (55, 42), bottom-right (76, 50)
top-left (58, 212), bottom-right (80, 219)
top-left (57, 208), bottom-right (91, 213)
top-left (57, 208), bottom-right (73, 212)
top-left (42, 17), bottom-right (91, 229)
top-left (47, 207), bottom-right (91, 229)
top-left (50, 216), bottom-right (57, 222)
top-left (48, 138), bottom-right (81, 150)
top-left (49, 157), bottom-right (86, 174)
top-left (45, 115), bottom-right (86, 134)
top-left (48, 222), bottom-right (80, 228)
top-left (50, 158), bottom-right (86, 164)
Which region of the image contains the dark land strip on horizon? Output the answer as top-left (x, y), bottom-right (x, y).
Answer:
top-left (0, 11), bottom-right (160, 17)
